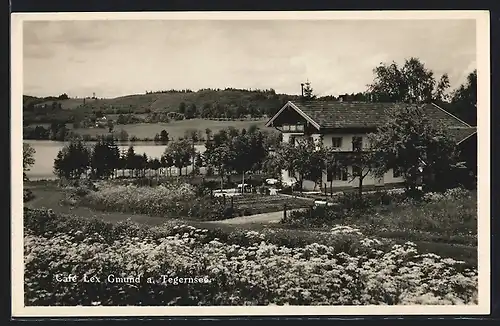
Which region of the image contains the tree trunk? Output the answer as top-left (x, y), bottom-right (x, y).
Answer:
top-left (242, 172), bottom-right (245, 194)
top-left (358, 177), bottom-right (363, 198)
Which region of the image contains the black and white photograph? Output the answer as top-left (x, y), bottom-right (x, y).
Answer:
top-left (12, 11), bottom-right (490, 316)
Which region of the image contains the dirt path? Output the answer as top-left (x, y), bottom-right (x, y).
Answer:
top-left (206, 209), bottom-right (302, 225)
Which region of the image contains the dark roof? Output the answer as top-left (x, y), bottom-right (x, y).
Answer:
top-left (291, 101), bottom-right (472, 129)
top-left (448, 127), bottom-right (477, 144)
top-left (265, 100), bottom-right (476, 144)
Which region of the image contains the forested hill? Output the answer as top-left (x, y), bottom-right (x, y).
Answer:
top-left (23, 89), bottom-right (306, 124)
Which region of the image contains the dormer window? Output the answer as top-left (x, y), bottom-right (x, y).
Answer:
top-left (283, 125), bottom-right (290, 131)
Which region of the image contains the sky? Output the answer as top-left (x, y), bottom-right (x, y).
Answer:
top-left (23, 19), bottom-right (477, 99)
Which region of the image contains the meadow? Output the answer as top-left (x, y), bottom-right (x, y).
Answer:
top-left (28, 118), bottom-right (269, 141)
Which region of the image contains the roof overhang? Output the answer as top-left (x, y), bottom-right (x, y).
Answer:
top-left (265, 101), bottom-right (321, 130)
top-left (456, 129), bottom-right (477, 145)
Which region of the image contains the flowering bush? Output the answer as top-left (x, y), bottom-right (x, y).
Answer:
top-left (423, 187), bottom-right (472, 202)
top-left (79, 183), bottom-right (232, 221)
top-left (24, 209), bottom-right (478, 306)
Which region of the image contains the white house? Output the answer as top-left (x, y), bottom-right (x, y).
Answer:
top-left (265, 100), bottom-right (477, 191)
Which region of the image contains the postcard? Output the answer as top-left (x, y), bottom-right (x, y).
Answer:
top-left (12, 10), bottom-right (490, 317)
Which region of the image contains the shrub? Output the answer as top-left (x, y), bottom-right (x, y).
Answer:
top-left (23, 189), bottom-right (35, 203)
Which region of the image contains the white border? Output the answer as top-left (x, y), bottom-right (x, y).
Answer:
top-left (11, 10), bottom-right (491, 317)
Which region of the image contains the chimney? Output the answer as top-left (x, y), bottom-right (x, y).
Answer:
top-left (301, 83), bottom-right (305, 97)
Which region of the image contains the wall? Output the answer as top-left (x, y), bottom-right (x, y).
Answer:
top-left (280, 131), bottom-right (405, 191)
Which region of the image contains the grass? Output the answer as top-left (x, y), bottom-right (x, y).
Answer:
top-left (283, 190), bottom-right (477, 248)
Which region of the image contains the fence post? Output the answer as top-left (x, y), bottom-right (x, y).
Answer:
top-left (223, 194), bottom-right (226, 206)
top-left (231, 196), bottom-right (234, 210)
top-left (283, 204), bottom-right (287, 220)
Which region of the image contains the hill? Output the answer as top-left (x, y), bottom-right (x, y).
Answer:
top-left (24, 88), bottom-right (304, 120)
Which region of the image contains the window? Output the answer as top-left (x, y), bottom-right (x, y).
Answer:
top-left (393, 167), bottom-right (402, 178)
top-left (289, 136), bottom-right (295, 145)
top-left (331, 137), bottom-right (342, 148)
top-left (296, 124), bottom-right (304, 131)
top-left (327, 165), bottom-right (348, 182)
top-left (352, 165), bottom-right (362, 177)
top-left (352, 136), bottom-right (363, 151)
top-left (282, 125), bottom-right (290, 131)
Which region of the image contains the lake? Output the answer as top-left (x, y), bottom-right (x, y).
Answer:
top-left (24, 140), bottom-right (207, 180)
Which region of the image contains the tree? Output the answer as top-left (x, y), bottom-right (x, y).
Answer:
top-left (149, 158), bottom-right (162, 179)
top-left (368, 57), bottom-right (450, 103)
top-left (302, 81), bottom-right (315, 100)
top-left (369, 105), bottom-right (461, 193)
top-left (204, 144), bottom-right (234, 191)
top-left (107, 120), bottom-right (114, 133)
top-left (324, 147), bottom-right (342, 194)
top-left (23, 143), bottom-right (36, 181)
top-left (275, 137), bottom-right (320, 192)
top-left (90, 138), bottom-right (120, 179)
top-left (160, 152), bottom-right (174, 177)
top-left (53, 140), bottom-right (91, 180)
top-left (205, 128), bottom-right (212, 143)
top-left (125, 146), bottom-right (137, 177)
top-left (185, 103), bottom-right (197, 119)
top-left (450, 69), bottom-right (477, 126)
top-left (163, 139), bottom-right (192, 176)
top-left (159, 129), bottom-right (169, 143)
top-left (178, 102), bottom-right (186, 115)
top-left (338, 149), bottom-right (384, 198)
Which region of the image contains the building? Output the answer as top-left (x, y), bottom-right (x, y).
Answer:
top-left (265, 100), bottom-right (477, 191)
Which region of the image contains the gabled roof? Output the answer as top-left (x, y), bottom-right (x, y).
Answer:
top-left (265, 100), bottom-right (476, 144)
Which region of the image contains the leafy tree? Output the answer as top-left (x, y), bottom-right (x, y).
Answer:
top-left (159, 129), bottom-right (169, 143)
top-left (204, 144), bottom-right (234, 190)
top-left (368, 57), bottom-right (450, 103)
top-left (276, 137), bottom-right (321, 192)
top-left (53, 140), bottom-right (91, 180)
top-left (148, 158), bottom-right (162, 179)
top-left (185, 103), bottom-right (197, 119)
top-left (23, 143), bottom-right (36, 181)
top-left (339, 149), bottom-right (384, 198)
top-left (369, 105), bottom-right (461, 193)
top-left (163, 139), bottom-right (192, 176)
top-left (107, 120), bottom-right (114, 133)
top-left (324, 147), bottom-right (342, 194)
top-left (178, 102), bottom-right (186, 115)
top-left (160, 152), bottom-right (174, 177)
top-left (450, 69), bottom-right (477, 126)
top-left (205, 128), bottom-right (212, 144)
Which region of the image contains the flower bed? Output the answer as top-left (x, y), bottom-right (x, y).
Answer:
top-left (24, 208), bottom-right (478, 306)
top-left (72, 184), bottom-right (308, 220)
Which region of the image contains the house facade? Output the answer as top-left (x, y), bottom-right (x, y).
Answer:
top-left (265, 100), bottom-right (477, 191)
